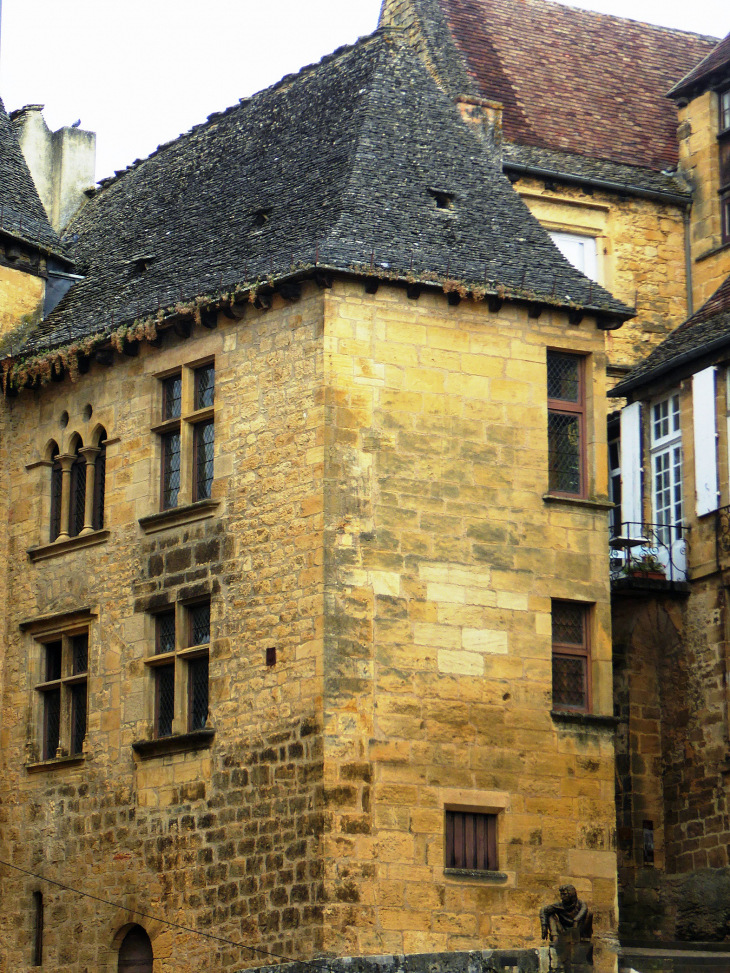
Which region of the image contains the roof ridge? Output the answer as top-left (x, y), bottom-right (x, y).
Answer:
top-left (80, 30), bottom-right (391, 205)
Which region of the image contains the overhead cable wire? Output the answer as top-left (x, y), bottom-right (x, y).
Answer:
top-left (0, 858), bottom-right (340, 973)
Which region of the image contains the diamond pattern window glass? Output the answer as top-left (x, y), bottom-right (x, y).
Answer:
top-left (547, 352), bottom-right (585, 497)
top-left (147, 600), bottom-right (213, 738)
top-left (156, 360), bottom-right (214, 510)
top-left (69, 445), bottom-right (86, 538)
top-left (50, 447), bottom-right (62, 542)
top-left (551, 601), bottom-right (590, 713)
top-left (35, 629), bottom-right (90, 761)
top-left (445, 811), bottom-right (498, 871)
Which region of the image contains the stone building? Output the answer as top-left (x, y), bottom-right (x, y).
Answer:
top-left (1, 4), bottom-right (730, 973)
top-left (0, 24), bottom-right (632, 973)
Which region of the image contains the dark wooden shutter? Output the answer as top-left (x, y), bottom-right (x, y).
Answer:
top-left (445, 811), bottom-right (497, 870)
top-left (118, 926), bottom-right (153, 973)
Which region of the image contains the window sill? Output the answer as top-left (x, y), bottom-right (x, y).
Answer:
top-left (27, 529), bottom-right (110, 562)
top-left (26, 753), bottom-right (85, 773)
top-left (543, 494), bottom-right (614, 510)
top-left (131, 728), bottom-right (215, 759)
top-left (696, 239), bottom-right (730, 263)
top-left (138, 499), bottom-right (219, 534)
top-left (443, 868), bottom-right (509, 882)
top-left (551, 710), bottom-right (619, 729)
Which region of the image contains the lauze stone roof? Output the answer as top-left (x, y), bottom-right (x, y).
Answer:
top-left (382, 0), bottom-right (717, 175)
top-left (0, 97), bottom-right (65, 256)
top-left (23, 30), bottom-right (630, 358)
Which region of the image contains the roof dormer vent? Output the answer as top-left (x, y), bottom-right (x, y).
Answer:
top-left (429, 189), bottom-right (454, 211)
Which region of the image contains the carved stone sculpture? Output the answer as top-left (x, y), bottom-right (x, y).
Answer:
top-left (540, 885), bottom-right (593, 971)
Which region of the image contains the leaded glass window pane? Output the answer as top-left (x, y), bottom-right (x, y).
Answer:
top-left (156, 611), bottom-right (176, 655)
top-left (71, 683), bottom-right (87, 755)
top-left (93, 444), bottom-right (106, 530)
top-left (552, 654), bottom-right (587, 710)
top-left (195, 364), bottom-right (215, 410)
top-left (69, 454), bottom-right (86, 537)
top-left (72, 633), bottom-right (88, 674)
top-left (194, 421), bottom-right (214, 501)
top-left (162, 431), bottom-right (181, 509)
top-left (43, 689), bottom-right (60, 759)
top-left (189, 658), bottom-right (209, 731)
top-left (156, 665), bottom-right (175, 738)
top-left (45, 641), bottom-right (62, 682)
top-left (163, 374), bottom-right (182, 420)
top-left (189, 602), bottom-right (210, 646)
top-left (50, 458), bottom-right (62, 541)
top-left (548, 412), bottom-right (581, 494)
top-left (547, 353), bottom-right (580, 402)
top-left (552, 603), bottom-right (585, 646)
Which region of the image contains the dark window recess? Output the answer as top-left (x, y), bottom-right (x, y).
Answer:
top-left (643, 820), bottom-right (655, 865)
top-left (69, 447), bottom-right (86, 537)
top-left (50, 449), bottom-right (62, 541)
top-left (32, 891), bottom-right (43, 967)
top-left (43, 689), bottom-right (61, 760)
top-left (194, 364), bottom-right (215, 410)
top-left (547, 352), bottom-right (585, 497)
top-left (156, 611), bottom-right (176, 655)
top-left (71, 683), bottom-right (87, 755)
top-left (93, 433), bottom-right (107, 531)
top-left (161, 431), bottom-right (181, 509)
top-left (552, 601), bottom-right (590, 712)
top-left (162, 374), bottom-right (182, 420)
top-left (430, 190), bottom-right (454, 210)
top-left (189, 602), bottom-right (211, 646)
top-left (189, 657), bottom-right (209, 731)
top-left (723, 193), bottom-right (730, 246)
top-left (445, 810), bottom-right (497, 871)
top-left (45, 641), bottom-right (62, 682)
top-left (194, 420), bottom-right (214, 501)
top-left (720, 139), bottom-right (730, 188)
top-left (155, 665), bottom-right (175, 738)
top-left (117, 925), bottom-right (154, 973)
top-left (266, 646), bottom-right (277, 667)
top-left (72, 634), bottom-right (88, 674)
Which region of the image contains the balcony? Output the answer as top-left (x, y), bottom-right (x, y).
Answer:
top-left (609, 522), bottom-right (690, 590)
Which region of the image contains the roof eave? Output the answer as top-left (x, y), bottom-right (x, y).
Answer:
top-left (610, 330), bottom-right (730, 399)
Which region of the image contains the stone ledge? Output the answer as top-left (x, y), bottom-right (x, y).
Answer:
top-left (26, 754), bottom-right (85, 773)
top-left (132, 728), bottom-right (216, 759)
top-left (28, 529), bottom-right (110, 562)
top-left (443, 868), bottom-right (509, 882)
top-left (551, 710), bottom-right (619, 729)
top-left (138, 499), bottom-right (220, 534)
top-left (696, 239), bottom-right (730, 264)
top-left (543, 493), bottom-right (615, 510)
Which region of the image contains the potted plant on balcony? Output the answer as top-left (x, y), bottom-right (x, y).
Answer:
top-left (627, 553), bottom-right (666, 580)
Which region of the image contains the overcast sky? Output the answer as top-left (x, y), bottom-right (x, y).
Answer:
top-left (1, 0), bottom-right (728, 182)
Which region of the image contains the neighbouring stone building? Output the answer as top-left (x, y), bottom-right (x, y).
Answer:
top-left (1, 3), bottom-right (730, 973)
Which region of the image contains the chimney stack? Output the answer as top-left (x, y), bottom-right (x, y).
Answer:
top-left (456, 95), bottom-right (503, 163)
top-left (11, 105), bottom-right (96, 232)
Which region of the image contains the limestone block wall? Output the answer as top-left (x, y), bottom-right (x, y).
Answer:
top-left (0, 286), bottom-right (326, 972)
top-left (677, 92), bottom-right (730, 310)
top-left (515, 179), bottom-right (689, 373)
top-left (319, 281), bottom-right (618, 970)
top-left (0, 263), bottom-right (44, 338)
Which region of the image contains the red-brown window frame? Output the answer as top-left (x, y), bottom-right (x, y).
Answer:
top-left (444, 810), bottom-right (498, 871)
top-left (547, 351), bottom-right (587, 498)
top-left (551, 600), bottom-right (591, 714)
top-left (719, 89), bottom-right (730, 244)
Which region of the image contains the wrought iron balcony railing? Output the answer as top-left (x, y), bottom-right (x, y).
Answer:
top-left (609, 521), bottom-right (689, 584)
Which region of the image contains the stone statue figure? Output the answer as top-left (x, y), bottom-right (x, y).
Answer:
top-left (540, 884), bottom-right (593, 941)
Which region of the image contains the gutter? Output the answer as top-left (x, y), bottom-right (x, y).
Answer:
top-left (502, 161), bottom-right (693, 208)
top-left (610, 328), bottom-right (730, 399)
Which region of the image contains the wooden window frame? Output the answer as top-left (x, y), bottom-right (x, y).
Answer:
top-left (444, 809), bottom-right (498, 871)
top-left (35, 629), bottom-right (89, 760)
top-left (547, 351), bottom-right (587, 498)
top-left (650, 391), bottom-right (683, 539)
top-left (551, 600), bottom-right (591, 714)
top-left (146, 599), bottom-right (211, 738)
top-left (155, 361), bottom-right (215, 511)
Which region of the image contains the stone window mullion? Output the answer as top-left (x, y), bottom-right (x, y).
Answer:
top-left (79, 446), bottom-right (101, 535)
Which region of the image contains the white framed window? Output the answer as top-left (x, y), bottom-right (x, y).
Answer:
top-left (650, 392), bottom-right (682, 541)
top-left (549, 231), bottom-right (598, 281)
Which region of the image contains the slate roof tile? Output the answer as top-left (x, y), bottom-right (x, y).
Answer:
top-left (21, 31), bottom-right (630, 358)
top-left (610, 276), bottom-right (730, 396)
top-left (386, 0), bottom-right (718, 174)
top-left (669, 31), bottom-right (730, 99)
top-left (0, 97), bottom-right (66, 257)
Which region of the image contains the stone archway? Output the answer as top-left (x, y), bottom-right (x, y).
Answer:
top-left (117, 925), bottom-right (153, 973)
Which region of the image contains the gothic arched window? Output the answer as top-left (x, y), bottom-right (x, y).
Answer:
top-left (117, 925), bottom-right (153, 973)
top-left (93, 428), bottom-right (107, 531)
top-left (49, 443), bottom-right (62, 542)
top-left (68, 439), bottom-right (86, 538)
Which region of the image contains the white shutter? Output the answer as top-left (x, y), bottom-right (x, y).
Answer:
top-left (621, 402), bottom-right (642, 529)
top-left (549, 231), bottom-right (598, 281)
top-left (693, 366), bottom-right (719, 516)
